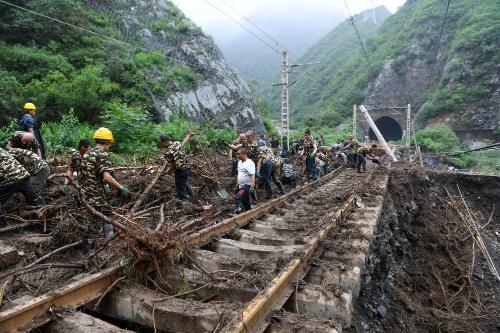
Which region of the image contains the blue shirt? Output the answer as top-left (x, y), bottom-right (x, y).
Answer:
top-left (18, 113), bottom-right (46, 160)
top-left (19, 114), bottom-right (37, 132)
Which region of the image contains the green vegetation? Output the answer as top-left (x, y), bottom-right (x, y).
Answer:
top-left (0, 0), bottom-right (235, 163)
top-left (251, 84), bottom-right (278, 138)
top-left (416, 124), bottom-right (499, 174)
top-left (0, 0), bottom-right (201, 126)
top-left (17, 107), bottom-right (235, 163)
top-left (416, 124), bottom-right (460, 152)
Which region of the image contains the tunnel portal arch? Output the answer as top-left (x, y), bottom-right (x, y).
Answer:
top-left (368, 116), bottom-right (403, 142)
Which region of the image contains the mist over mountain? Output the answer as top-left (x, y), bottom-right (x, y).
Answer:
top-left (269, 5), bottom-right (391, 124)
top-left (211, 1), bottom-right (348, 96)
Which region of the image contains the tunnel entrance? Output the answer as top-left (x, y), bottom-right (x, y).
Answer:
top-left (368, 116), bottom-right (403, 142)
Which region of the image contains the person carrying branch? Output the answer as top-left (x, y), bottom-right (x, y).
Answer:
top-left (0, 148), bottom-right (44, 223)
top-left (356, 144), bottom-right (379, 173)
top-left (80, 128), bottom-right (129, 239)
top-left (162, 131), bottom-right (197, 201)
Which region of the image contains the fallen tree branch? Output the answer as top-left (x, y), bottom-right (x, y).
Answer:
top-left (130, 163), bottom-right (169, 214)
top-left (25, 241), bottom-right (82, 269)
top-left (155, 203), bottom-right (166, 232)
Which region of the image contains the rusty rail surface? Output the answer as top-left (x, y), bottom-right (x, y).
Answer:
top-left (0, 265), bottom-right (122, 332)
top-left (0, 166), bottom-right (345, 332)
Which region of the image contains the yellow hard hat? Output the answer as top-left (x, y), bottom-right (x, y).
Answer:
top-left (24, 102), bottom-right (36, 111)
top-left (93, 127), bottom-right (114, 143)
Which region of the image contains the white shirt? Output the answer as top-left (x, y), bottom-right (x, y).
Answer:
top-left (237, 159), bottom-right (255, 187)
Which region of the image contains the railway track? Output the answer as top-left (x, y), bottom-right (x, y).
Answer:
top-left (0, 162), bottom-right (390, 333)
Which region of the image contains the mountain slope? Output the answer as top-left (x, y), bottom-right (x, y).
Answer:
top-left (0, 0), bottom-right (264, 131)
top-left (269, 5), bottom-right (391, 125)
top-left (301, 0), bottom-right (499, 134)
top-left (218, 1), bottom-right (347, 99)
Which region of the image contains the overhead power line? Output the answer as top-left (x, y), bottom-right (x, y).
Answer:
top-left (0, 0), bottom-right (226, 74)
top-left (217, 0), bottom-right (300, 61)
top-left (342, 0), bottom-right (374, 74)
top-left (430, 0), bottom-right (452, 74)
top-left (203, 0), bottom-right (282, 55)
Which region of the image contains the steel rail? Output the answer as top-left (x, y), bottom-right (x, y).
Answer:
top-left (224, 167), bottom-right (379, 333)
top-left (0, 265), bottom-right (122, 332)
top-left (0, 166), bottom-right (346, 332)
top-left (186, 165), bottom-right (345, 246)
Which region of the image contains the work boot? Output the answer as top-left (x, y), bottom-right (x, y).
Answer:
top-left (276, 182), bottom-right (285, 195)
top-left (265, 191), bottom-right (272, 200)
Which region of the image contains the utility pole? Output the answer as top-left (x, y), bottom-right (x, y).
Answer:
top-left (281, 51), bottom-right (290, 150)
top-left (406, 104), bottom-right (411, 147)
top-left (353, 104), bottom-right (357, 138)
top-left (273, 53), bottom-right (321, 150)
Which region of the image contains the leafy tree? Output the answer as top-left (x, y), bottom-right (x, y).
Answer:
top-left (0, 67), bottom-right (22, 124)
top-left (416, 124), bottom-right (460, 152)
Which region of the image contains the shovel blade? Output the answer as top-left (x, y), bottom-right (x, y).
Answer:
top-left (217, 189), bottom-right (229, 199)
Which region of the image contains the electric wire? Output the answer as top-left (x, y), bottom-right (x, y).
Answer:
top-left (217, 0), bottom-right (300, 61)
top-left (0, 0), bottom-right (226, 74)
top-left (342, 0), bottom-right (374, 74)
top-left (430, 0), bottom-right (452, 74)
top-left (202, 0), bottom-right (282, 55)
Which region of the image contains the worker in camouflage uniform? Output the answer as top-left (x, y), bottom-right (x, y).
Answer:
top-left (280, 159), bottom-right (298, 188)
top-left (80, 128), bottom-right (129, 239)
top-left (5, 131), bottom-right (41, 157)
top-left (256, 142), bottom-right (284, 198)
top-left (163, 131), bottom-right (197, 201)
top-left (0, 148), bottom-right (44, 223)
top-left (356, 144), bottom-right (379, 173)
top-left (228, 133), bottom-right (247, 177)
top-left (314, 152), bottom-right (329, 180)
top-left (344, 133), bottom-right (360, 168)
top-left (301, 129), bottom-right (317, 181)
top-left (63, 139), bottom-right (91, 191)
top-left (8, 148), bottom-right (50, 198)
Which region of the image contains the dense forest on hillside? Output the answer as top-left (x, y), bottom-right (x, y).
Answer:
top-left (0, 0), bottom-right (252, 159)
top-left (0, 0), bottom-right (201, 124)
top-left (282, 0), bottom-right (499, 134)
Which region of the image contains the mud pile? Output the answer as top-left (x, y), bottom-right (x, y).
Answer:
top-left (351, 163), bottom-right (499, 332)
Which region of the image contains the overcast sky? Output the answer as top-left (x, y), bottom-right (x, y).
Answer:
top-left (172, 0), bottom-right (406, 41)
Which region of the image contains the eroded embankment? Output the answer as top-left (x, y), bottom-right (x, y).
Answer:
top-left (350, 165), bottom-right (499, 332)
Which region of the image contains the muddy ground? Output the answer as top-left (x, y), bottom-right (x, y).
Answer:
top-left (0, 151), bottom-right (315, 308)
top-left (350, 162), bottom-right (500, 333)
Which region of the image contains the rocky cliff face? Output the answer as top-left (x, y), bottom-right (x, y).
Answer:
top-left (362, 0), bottom-right (499, 133)
top-left (96, 0), bottom-right (264, 132)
